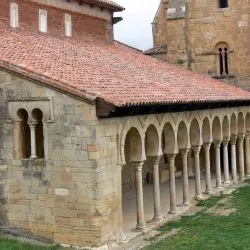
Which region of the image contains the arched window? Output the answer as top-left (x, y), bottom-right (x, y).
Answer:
top-left (15, 109), bottom-right (31, 159)
top-left (218, 47), bottom-right (229, 76)
top-left (219, 0), bottom-right (228, 8)
top-left (31, 109), bottom-right (44, 159)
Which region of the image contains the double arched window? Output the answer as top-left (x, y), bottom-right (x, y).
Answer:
top-left (218, 47), bottom-right (229, 76)
top-left (215, 42), bottom-right (230, 77)
top-left (15, 108), bottom-right (44, 159)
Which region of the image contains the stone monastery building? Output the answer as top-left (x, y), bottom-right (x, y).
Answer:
top-left (148, 0), bottom-right (250, 89)
top-left (1, 0), bottom-right (250, 249)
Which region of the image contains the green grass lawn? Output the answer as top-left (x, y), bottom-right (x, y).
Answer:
top-left (0, 237), bottom-right (59, 250)
top-left (146, 182), bottom-right (250, 250)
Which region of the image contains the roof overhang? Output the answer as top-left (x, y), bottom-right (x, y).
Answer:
top-left (96, 98), bottom-right (250, 118)
top-left (73, 0), bottom-right (125, 12)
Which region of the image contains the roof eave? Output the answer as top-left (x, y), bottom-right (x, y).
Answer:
top-left (77, 0), bottom-right (125, 12)
top-left (96, 99), bottom-right (250, 118)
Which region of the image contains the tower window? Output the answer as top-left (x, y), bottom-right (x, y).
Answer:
top-left (219, 0), bottom-right (228, 8)
top-left (39, 9), bottom-right (47, 33)
top-left (218, 47), bottom-right (229, 76)
top-left (65, 13), bottom-right (72, 37)
top-left (10, 3), bottom-right (19, 28)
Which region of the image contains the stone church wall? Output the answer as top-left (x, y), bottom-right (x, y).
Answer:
top-left (0, 69), bottom-right (108, 247)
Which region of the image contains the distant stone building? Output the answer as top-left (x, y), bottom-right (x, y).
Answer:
top-left (1, 1), bottom-right (250, 249)
top-left (148, 0), bottom-right (250, 89)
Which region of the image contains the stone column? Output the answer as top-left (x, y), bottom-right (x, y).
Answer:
top-left (167, 154), bottom-right (177, 214)
top-left (203, 143), bottom-right (212, 194)
top-left (115, 164), bottom-right (126, 242)
top-left (245, 133), bottom-right (250, 177)
top-left (214, 141), bottom-right (222, 189)
top-left (180, 149), bottom-right (190, 206)
top-left (28, 121), bottom-right (38, 159)
top-left (187, 151), bottom-right (194, 177)
top-left (150, 156), bottom-right (162, 221)
top-left (222, 139), bottom-right (230, 184)
top-left (193, 146), bottom-right (202, 199)
top-left (133, 161), bottom-right (147, 231)
top-left (238, 134), bottom-right (245, 181)
top-left (230, 136), bottom-right (238, 183)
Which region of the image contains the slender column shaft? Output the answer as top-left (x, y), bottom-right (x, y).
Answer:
top-left (245, 134), bottom-right (250, 177)
top-left (223, 139), bottom-right (230, 184)
top-left (150, 156), bottom-right (162, 221)
top-left (214, 141), bottom-right (222, 189)
top-left (180, 149), bottom-right (190, 206)
top-left (230, 136), bottom-right (238, 183)
top-left (167, 154), bottom-right (177, 214)
top-left (133, 161), bottom-right (146, 230)
top-left (187, 152), bottom-right (193, 177)
top-left (203, 143), bottom-right (212, 194)
top-left (222, 50), bottom-right (226, 75)
top-left (193, 146), bottom-right (202, 199)
top-left (115, 164), bottom-right (126, 242)
top-left (238, 134), bottom-right (245, 181)
top-left (28, 121), bottom-right (38, 159)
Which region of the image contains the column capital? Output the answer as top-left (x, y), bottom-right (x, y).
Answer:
top-left (166, 153), bottom-right (177, 161)
top-left (192, 145), bottom-right (201, 154)
top-left (246, 133), bottom-right (250, 139)
top-left (222, 138), bottom-right (229, 146)
top-left (148, 155), bottom-right (162, 166)
top-left (230, 135), bottom-right (237, 145)
top-left (179, 148), bottom-right (190, 157)
top-left (213, 140), bottom-right (221, 147)
top-left (238, 134), bottom-right (245, 142)
top-left (131, 161), bottom-right (145, 172)
top-left (28, 120), bottom-right (38, 128)
top-left (203, 142), bottom-right (211, 150)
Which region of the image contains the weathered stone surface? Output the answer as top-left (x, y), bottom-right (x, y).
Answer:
top-left (152, 0), bottom-right (250, 88)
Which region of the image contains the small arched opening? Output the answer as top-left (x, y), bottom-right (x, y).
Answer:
top-left (31, 108), bottom-right (44, 159)
top-left (15, 109), bottom-right (31, 159)
top-left (219, 0), bottom-right (228, 8)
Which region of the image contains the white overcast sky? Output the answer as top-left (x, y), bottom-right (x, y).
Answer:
top-left (113, 0), bottom-right (161, 51)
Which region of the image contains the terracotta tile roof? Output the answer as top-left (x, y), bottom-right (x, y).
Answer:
top-left (144, 45), bottom-right (168, 55)
top-left (1, 28), bottom-right (250, 107)
top-left (76, 0), bottom-right (125, 11)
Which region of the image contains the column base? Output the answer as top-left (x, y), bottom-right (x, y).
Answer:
top-left (169, 209), bottom-right (178, 215)
top-left (239, 177), bottom-right (245, 182)
top-left (134, 223), bottom-right (147, 232)
top-left (245, 175), bottom-right (250, 179)
top-left (204, 189), bottom-right (213, 195)
top-left (180, 202), bottom-right (190, 207)
top-left (223, 181), bottom-right (231, 185)
top-left (195, 195), bottom-right (203, 201)
top-left (152, 216), bottom-right (163, 222)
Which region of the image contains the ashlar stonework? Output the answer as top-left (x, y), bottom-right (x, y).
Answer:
top-left (1, 0), bottom-right (250, 249)
top-left (151, 0), bottom-right (250, 89)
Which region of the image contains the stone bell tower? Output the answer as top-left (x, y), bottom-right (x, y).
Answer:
top-left (148, 0), bottom-right (250, 89)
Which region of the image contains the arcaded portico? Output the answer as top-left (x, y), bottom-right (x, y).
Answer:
top-left (2, 1), bottom-right (250, 248)
top-left (112, 107), bottom-right (250, 237)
